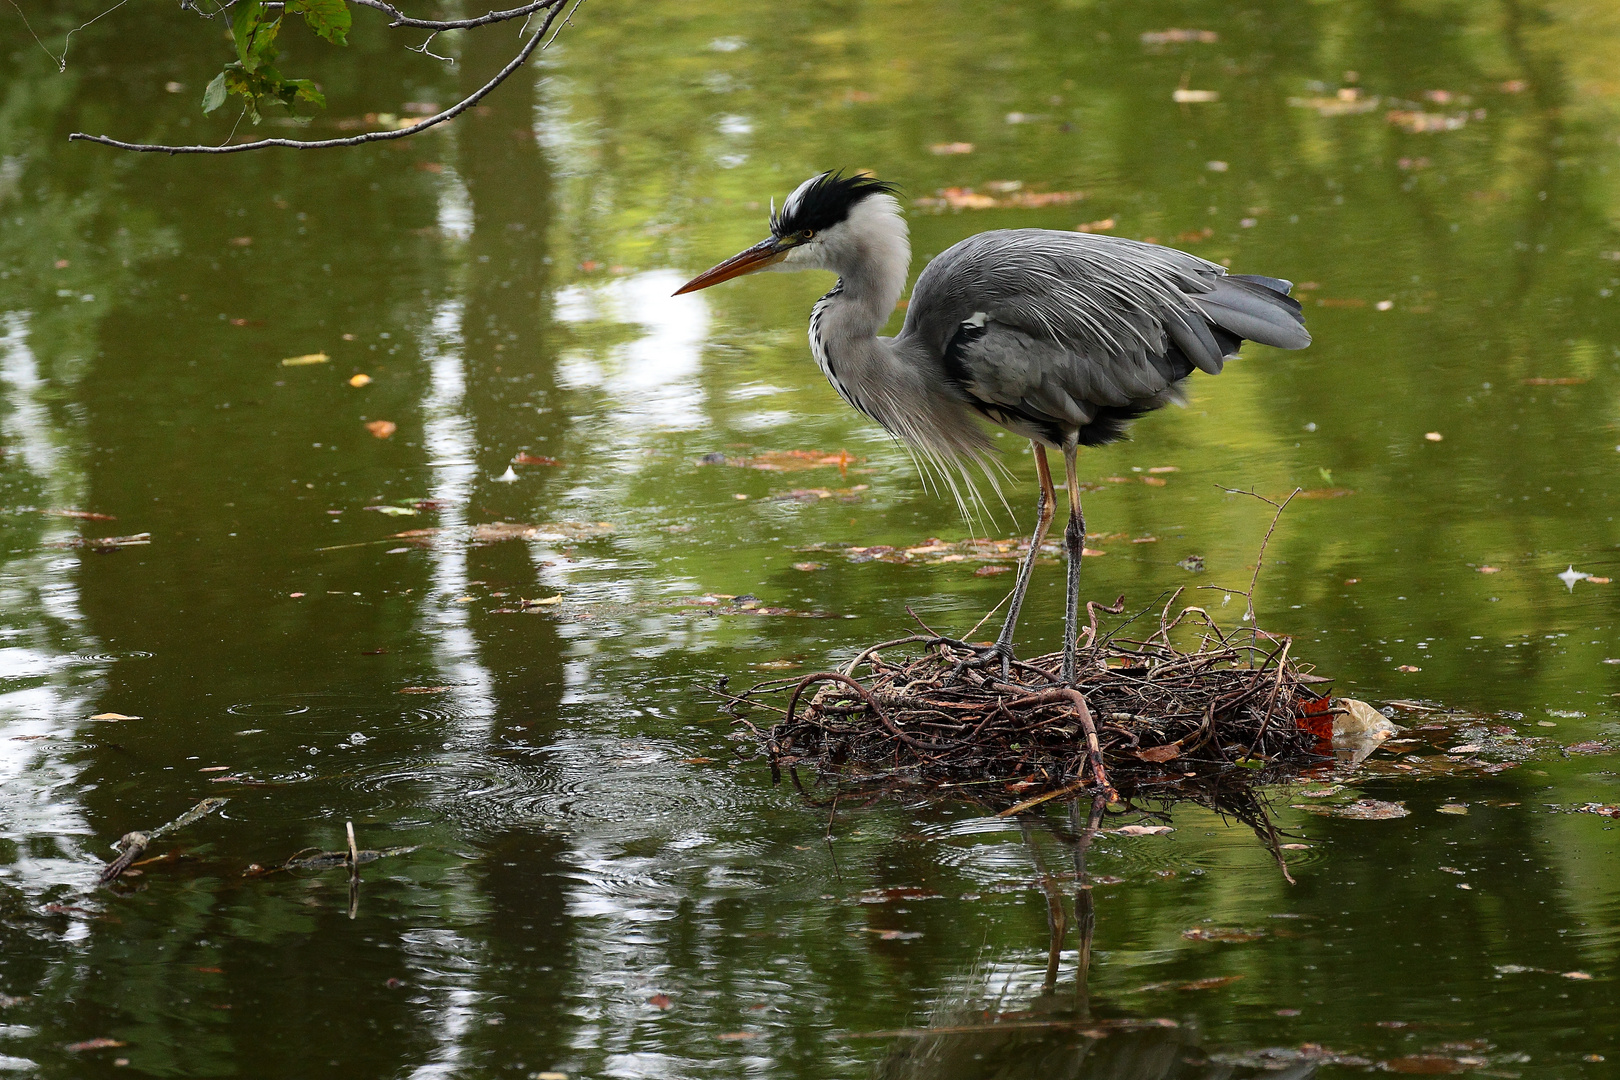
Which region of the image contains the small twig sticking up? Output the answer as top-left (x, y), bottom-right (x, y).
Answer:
top-left (1197, 486), bottom-right (1302, 623)
top-left (904, 606), bottom-right (941, 637)
top-left (346, 820), bottom-right (361, 920)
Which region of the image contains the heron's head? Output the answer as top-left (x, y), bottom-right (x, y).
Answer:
top-left (674, 170), bottom-right (905, 295)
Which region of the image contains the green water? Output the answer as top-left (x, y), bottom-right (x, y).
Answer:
top-left (2, 0), bottom-right (1619, 1076)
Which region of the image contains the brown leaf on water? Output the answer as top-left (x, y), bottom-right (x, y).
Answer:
top-left (1295, 488), bottom-right (1354, 499)
top-left (1386, 109), bottom-right (1470, 134)
top-left (89, 712), bottom-right (140, 721)
top-left (471, 521), bottom-right (614, 544)
top-left (399, 686), bottom-right (450, 694)
top-left (1566, 741), bottom-right (1613, 755)
top-left (65, 1039), bottom-right (127, 1052)
top-left (1477, 565), bottom-right (1501, 573)
top-left (704, 449), bottom-right (862, 472)
top-left (765, 485), bottom-right (869, 503)
top-left (1134, 743), bottom-right (1182, 763)
top-left (928, 142), bottom-right (974, 155)
top-left (1563, 971), bottom-right (1594, 980)
top-left (716, 1031), bottom-right (760, 1041)
top-left (229, 318), bottom-right (266, 327)
top-left (1141, 476), bottom-right (1168, 486)
top-left (1112, 824), bottom-right (1173, 836)
top-left (1383, 1055), bottom-right (1468, 1074)
top-left (1397, 665), bottom-right (1422, 672)
top-left (1182, 927), bottom-right (1266, 943)
top-left (1141, 975), bottom-right (1244, 992)
top-left (1148, 466), bottom-right (1179, 473)
top-left (51, 533), bottom-right (151, 550)
top-left (43, 509), bottom-right (116, 521)
top-left (228, 236), bottom-right (252, 247)
top-left (365, 420), bottom-right (396, 439)
top-left (512, 453), bottom-right (560, 465)
top-left (792, 562), bottom-right (825, 572)
top-left (1074, 218), bottom-right (1115, 233)
top-left (648, 993), bottom-right (672, 1009)
top-left (1303, 798), bottom-right (1409, 820)
top-left (974, 565), bottom-right (1012, 576)
top-left (917, 187), bottom-right (1087, 211)
top-left (1141, 28), bottom-right (1218, 44)
top-left (1521, 377), bottom-right (1586, 385)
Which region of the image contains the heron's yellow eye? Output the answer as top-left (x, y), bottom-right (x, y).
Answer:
top-left (800, 229), bottom-right (815, 240)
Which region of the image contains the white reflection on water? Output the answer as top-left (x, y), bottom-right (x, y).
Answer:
top-left (418, 297), bottom-right (499, 729)
top-left (555, 270), bottom-right (710, 432)
top-left (0, 312), bottom-right (105, 901)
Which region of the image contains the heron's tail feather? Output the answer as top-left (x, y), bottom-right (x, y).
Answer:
top-left (1192, 276), bottom-right (1312, 356)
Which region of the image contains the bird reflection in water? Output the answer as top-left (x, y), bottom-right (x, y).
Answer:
top-left (872, 797), bottom-right (1318, 1080)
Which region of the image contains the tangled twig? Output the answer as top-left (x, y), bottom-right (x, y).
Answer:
top-left (723, 606), bottom-right (1329, 811)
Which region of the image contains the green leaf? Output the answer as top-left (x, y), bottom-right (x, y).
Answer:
top-left (283, 78), bottom-right (326, 109)
top-left (202, 71), bottom-right (228, 114)
top-left (232, 0), bottom-right (282, 74)
top-left (288, 0), bottom-right (350, 46)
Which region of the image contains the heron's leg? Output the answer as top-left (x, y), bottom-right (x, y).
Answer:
top-left (1062, 446), bottom-right (1085, 685)
top-left (992, 443), bottom-right (1057, 672)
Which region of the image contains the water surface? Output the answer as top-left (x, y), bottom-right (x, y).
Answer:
top-left (1, 1), bottom-right (1618, 1076)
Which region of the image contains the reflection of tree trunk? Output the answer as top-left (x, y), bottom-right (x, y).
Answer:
top-left (454, 19), bottom-right (567, 728)
top-left (453, 31), bottom-right (579, 1072)
top-left (1498, 0), bottom-right (1564, 309)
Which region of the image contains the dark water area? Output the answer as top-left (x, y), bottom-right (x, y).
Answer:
top-left (1, 0), bottom-right (1618, 1076)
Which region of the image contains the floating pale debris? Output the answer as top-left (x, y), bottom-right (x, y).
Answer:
top-left (1557, 565), bottom-right (1588, 591)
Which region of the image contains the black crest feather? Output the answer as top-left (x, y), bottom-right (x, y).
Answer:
top-left (770, 171), bottom-right (900, 237)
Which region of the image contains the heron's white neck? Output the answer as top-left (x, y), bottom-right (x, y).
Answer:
top-left (806, 194), bottom-right (911, 337)
top-left (796, 192), bottom-right (997, 517)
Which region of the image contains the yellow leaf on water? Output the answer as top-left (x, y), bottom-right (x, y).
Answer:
top-left (349, 373), bottom-right (373, 387)
top-left (280, 352), bottom-right (329, 366)
top-left (89, 712), bottom-right (139, 721)
top-left (365, 420), bottom-right (396, 439)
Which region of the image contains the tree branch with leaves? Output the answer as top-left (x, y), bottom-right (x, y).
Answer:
top-left (66, 0), bottom-right (580, 154)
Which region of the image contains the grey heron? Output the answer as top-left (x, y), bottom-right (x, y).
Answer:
top-left (676, 171), bottom-right (1310, 684)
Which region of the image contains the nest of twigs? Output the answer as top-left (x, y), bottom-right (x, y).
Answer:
top-left (723, 595), bottom-right (1332, 812)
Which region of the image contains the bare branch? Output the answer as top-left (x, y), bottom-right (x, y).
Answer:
top-left (68, 0), bottom-right (565, 154)
top-left (1201, 485), bottom-right (1302, 624)
top-left (348, 0), bottom-right (558, 31)
top-left (7, 0), bottom-right (132, 71)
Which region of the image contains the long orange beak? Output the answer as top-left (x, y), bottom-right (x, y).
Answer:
top-left (673, 238), bottom-right (788, 295)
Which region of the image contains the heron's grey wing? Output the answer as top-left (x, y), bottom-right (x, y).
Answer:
top-left (903, 229), bottom-right (1309, 379)
top-left (939, 317), bottom-right (1194, 446)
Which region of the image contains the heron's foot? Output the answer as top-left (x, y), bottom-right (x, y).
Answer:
top-left (942, 639), bottom-right (1016, 685)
